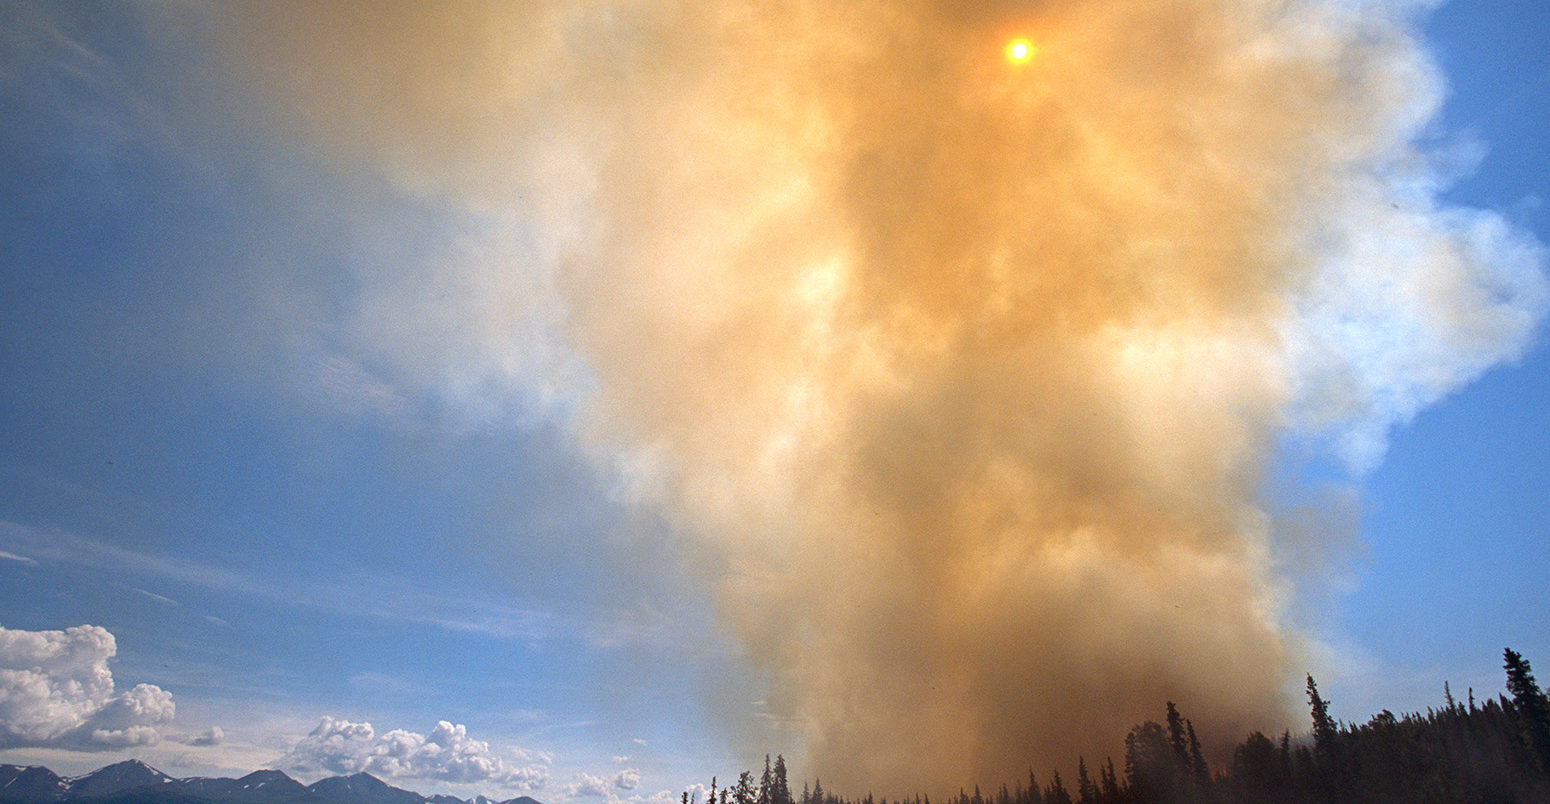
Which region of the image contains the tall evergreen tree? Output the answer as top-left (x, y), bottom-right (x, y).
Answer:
top-left (1125, 720), bottom-right (1175, 801)
top-left (1307, 674), bottom-right (1343, 791)
top-left (1277, 731), bottom-right (1292, 788)
top-left (1307, 675), bottom-right (1338, 756)
top-left (1505, 648), bottom-right (1550, 770)
top-left (1074, 758), bottom-right (1094, 804)
top-left (772, 756), bottom-right (793, 804)
top-left (1042, 772), bottom-right (1071, 804)
top-left (733, 771), bottom-right (757, 804)
top-left (1232, 731), bottom-right (1278, 798)
top-left (1165, 702), bottom-right (1189, 767)
top-left (759, 756), bottom-right (773, 804)
top-left (1100, 759), bottom-right (1120, 803)
top-left (1186, 720), bottom-right (1209, 786)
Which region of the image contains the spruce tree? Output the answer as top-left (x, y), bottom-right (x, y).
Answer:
top-left (1165, 702), bottom-right (1189, 767)
top-left (1307, 675), bottom-right (1337, 755)
top-left (1042, 772), bottom-right (1071, 804)
top-left (733, 771), bottom-right (757, 804)
top-left (1100, 759), bottom-right (1120, 803)
top-left (1186, 720), bottom-right (1209, 786)
top-left (1307, 674), bottom-right (1342, 790)
top-left (773, 756), bottom-right (793, 804)
top-left (1277, 731), bottom-right (1292, 788)
top-left (1505, 648), bottom-right (1550, 770)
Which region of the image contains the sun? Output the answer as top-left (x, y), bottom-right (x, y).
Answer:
top-left (1005, 37), bottom-right (1036, 65)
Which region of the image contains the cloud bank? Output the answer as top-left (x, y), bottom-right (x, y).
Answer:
top-left (197, 0), bottom-right (1545, 794)
top-left (0, 624), bottom-right (175, 749)
top-left (278, 718), bottom-right (550, 791)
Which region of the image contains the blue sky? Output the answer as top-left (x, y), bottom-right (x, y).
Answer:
top-left (0, 0), bottom-right (1547, 800)
top-left (1332, 0), bottom-right (1550, 714)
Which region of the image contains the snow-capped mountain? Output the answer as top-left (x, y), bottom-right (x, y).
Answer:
top-left (305, 773), bottom-right (428, 804)
top-left (180, 770), bottom-right (311, 803)
top-left (66, 761), bottom-right (176, 800)
top-left (0, 762), bottom-right (542, 804)
top-left (0, 766), bottom-right (69, 802)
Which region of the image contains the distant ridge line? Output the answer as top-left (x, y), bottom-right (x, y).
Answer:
top-left (0, 761), bottom-right (543, 804)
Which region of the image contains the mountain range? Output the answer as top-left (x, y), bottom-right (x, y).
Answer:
top-left (0, 761), bottom-right (543, 804)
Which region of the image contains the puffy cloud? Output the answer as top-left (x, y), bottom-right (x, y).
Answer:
top-left (182, 726), bottom-right (225, 747)
top-left (612, 770), bottom-right (640, 791)
top-left (279, 717), bottom-right (549, 791)
top-left (0, 623), bottom-right (175, 749)
top-left (558, 769), bottom-right (644, 800)
top-left (563, 775), bottom-right (610, 799)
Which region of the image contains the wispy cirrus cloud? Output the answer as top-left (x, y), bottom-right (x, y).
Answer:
top-left (126, 587), bottom-right (180, 607)
top-left (0, 520), bottom-right (555, 644)
top-left (0, 550), bottom-right (35, 565)
top-left (0, 520), bottom-right (275, 600)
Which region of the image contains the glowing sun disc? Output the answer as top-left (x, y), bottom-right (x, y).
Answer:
top-left (1005, 38), bottom-right (1036, 64)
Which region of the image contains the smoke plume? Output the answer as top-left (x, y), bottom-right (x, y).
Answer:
top-left (210, 0), bottom-right (1545, 794)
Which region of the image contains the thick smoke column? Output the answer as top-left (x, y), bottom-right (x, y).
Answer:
top-left (214, 0), bottom-right (1545, 794)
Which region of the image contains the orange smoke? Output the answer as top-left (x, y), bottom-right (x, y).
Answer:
top-left (211, 0), bottom-right (1546, 795)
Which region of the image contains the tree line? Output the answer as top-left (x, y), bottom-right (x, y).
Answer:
top-left (688, 649), bottom-right (1550, 804)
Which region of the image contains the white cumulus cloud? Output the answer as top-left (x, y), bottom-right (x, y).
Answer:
top-left (563, 774), bottom-right (610, 799)
top-left (0, 623), bottom-right (175, 749)
top-left (612, 770), bottom-right (640, 791)
top-left (279, 717), bottom-right (549, 791)
top-left (180, 725), bottom-right (224, 747)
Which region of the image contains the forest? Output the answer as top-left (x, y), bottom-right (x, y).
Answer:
top-left (691, 649), bottom-right (1550, 804)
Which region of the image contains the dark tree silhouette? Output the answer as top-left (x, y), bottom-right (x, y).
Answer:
top-left (1164, 702), bottom-right (1188, 768)
top-left (1305, 672), bottom-right (1342, 792)
top-left (1073, 759), bottom-right (1093, 804)
top-left (1306, 675), bottom-right (1337, 754)
top-left (1505, 648), bottom-right (1550, 772)
top-left (732, 771), bottom-right (757, 804)
top-left (1099, 759), bottom-right (1119, 804)
top-left (1041, 771), bottom-right (1070, 804)
top-left (1185, 720), bottom-right (1208, 788)
top-left (772, 756), bottom-right (793, 804)
top-left (685, 650), bottom-right (1550, 804)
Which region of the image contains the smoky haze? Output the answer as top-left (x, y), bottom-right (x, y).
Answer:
top-left (211, 0), bottom-right (1546, 795)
